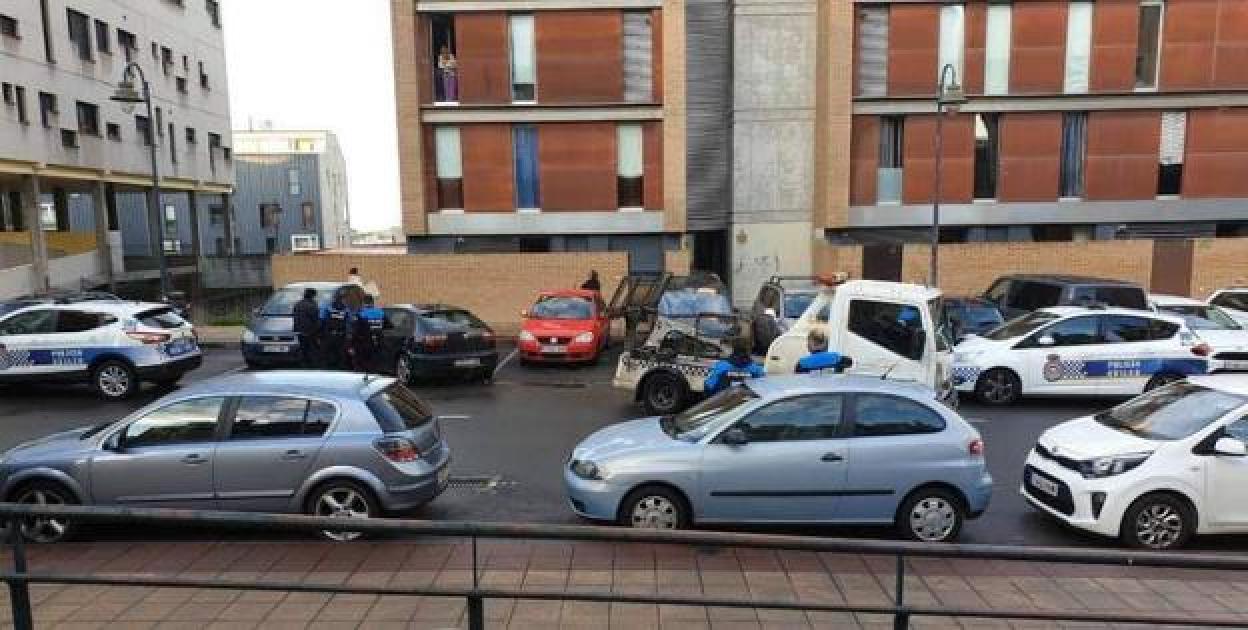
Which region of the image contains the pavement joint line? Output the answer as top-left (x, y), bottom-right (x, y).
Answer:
top-left (494, 348), bottom-right (519, 377)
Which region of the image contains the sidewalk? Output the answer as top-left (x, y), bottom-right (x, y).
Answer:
top-left (5, 538), bottom-right (1248, 629)
top-left (195, 326), bottom-right (243, 349)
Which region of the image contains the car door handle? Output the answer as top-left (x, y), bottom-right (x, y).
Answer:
top-left (181, 454), bottom-right (208, 465)
top-left (820, 453), bottom-right (844, 462)
top-left (281, 450), bottom-right (308, 461)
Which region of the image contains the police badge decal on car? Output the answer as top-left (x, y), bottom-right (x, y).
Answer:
top-left (1043, 354), bottom-right (1064, 382)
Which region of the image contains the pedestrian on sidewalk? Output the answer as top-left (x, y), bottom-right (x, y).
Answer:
top-left (292, 288), bottom-right (322, 368)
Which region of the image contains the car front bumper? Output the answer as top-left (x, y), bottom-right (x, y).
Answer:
top-left (404, 350), bottom-right (498, 378)
top-left (519, 341), bottom-right (599, 362)
top-left (241, 341), bottom-right (303, 366)
top-left (1020, 450), bottom-right (1123, 538)
top-left (564, 466), bottom-right (628, 522)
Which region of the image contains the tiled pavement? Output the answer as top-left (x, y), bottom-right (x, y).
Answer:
top-left (0, 539), bottom-right (1246, 629)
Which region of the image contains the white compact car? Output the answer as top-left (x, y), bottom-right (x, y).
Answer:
top-left (1151, 294), bottom-right (1248, 373)
top-left (1209, 288), bottom-right (1248, 328)
top-left (953, 307), bottom-right (1208, 405)
top-left (0, 301), bottom-right (201, 400)
top-left (1022, 375), bottom-right (1248, 550)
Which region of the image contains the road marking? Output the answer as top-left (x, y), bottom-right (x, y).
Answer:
top-left (966, 417), bottom-right (989, 425)
top-left (438, 415), bottom-right (473, 421)
top-left (493, 348), bottom-right (519, 377)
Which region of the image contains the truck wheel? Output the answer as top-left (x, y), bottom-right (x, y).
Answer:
top-left (642, 373), bottom-right (687, 415)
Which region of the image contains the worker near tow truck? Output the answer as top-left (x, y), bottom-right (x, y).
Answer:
top-left (796, 329), bottom-right (851, 375)
top-left (352, 295), bottom-right (386, 373)
top-left (704, 337), bottom-right (765, 395)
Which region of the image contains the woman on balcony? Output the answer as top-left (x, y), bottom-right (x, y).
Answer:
top-left (437, 46), bottom-right (458, 102)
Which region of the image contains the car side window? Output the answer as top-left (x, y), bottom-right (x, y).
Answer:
top-left (848, 299), bottom-right (925, 361)
top-left (0, 310), bottom-right (58, 336)
top-left (984, 280), bottom-right (1010, 306)
top-left (1104, 316), bottom-right (1152, 343)
top-left (1149, 319), bottom-right (1179, 340)
top-left (123, 397), bottom-right (225, 448)
top-left (1035, 316), bottom-right (1103, 346)
top-left (56, 310), bottom-right (110, 333)
top-left (734, 395), bottom-right (843, 442)
top-left (1212, 291), bottom-right (1248, 312)
top-left (231, 396), bottom-right (335, 439)
top-left (1011, 282), bottom-right (1062, 311)
top-left (851, 394), bottom-right (945, 437)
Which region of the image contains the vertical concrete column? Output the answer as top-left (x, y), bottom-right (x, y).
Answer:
top-left (221, 193), bottom-right (235, 255)
top-left (92, 181), bottom-right (116, 293)
top-left (52, 187), bottom-right (69, 231)
top-left (22, 175), bottom-right (49, 294)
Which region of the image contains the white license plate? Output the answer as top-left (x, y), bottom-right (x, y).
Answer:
top-left (262, 345), bottom-right (290, 353)
top-left (1028, 471), bottom-right (1060, 497)
top-left (1223, 360), bottom-right (1248, 370)
top-left (166, 340), bottom-right (195, 356)
top-left (541, 345), bottom-right (567, 353)
top-left (454, 358), bottom-right (481, 368)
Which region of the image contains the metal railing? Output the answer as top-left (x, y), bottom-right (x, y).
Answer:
top-left (0, 503), bottom-right (1246, 630)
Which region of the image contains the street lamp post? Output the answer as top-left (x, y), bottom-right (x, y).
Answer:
top-left (931, 63), bottom-right (967, 288)
top-left (111, 63), bottom-right (169, 299)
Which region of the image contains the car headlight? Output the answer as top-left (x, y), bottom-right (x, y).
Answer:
top-left (242, 329), bottom-right (257, 343)
top-left (573, 331), bottom-right (595, 344)
top-left (518, 330), bottom-right (536, 342)
top-left (1079, 452), bottom-right (1152, 479)
top-left (570, 459), bottom-right (605, 480)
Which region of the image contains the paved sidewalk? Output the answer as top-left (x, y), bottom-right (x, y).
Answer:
top-left (1, 539), bottom-right (1247, 629)
top-left (195, 326), bottom-right (243, 349)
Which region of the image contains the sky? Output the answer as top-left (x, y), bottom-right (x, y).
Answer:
top-left (222, 0), bottom-right (399, 231)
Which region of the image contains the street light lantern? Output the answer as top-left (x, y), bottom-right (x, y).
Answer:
top-left (109, 79), bottom-right (143, 114)
top-left (929, 63), bottom-right (966, 288)
top-left (939, 80), bottom-right (967, 113)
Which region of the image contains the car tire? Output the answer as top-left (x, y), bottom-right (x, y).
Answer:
top-left (619, 485), bottom-right (690, 530)
top-left (11, 481), bottom-right (78, 544)
top-left (91, 360), bottom-right (138, 401)
top-left (974, 368), bottom-right (1021, 406)
top-left (307, 480), bottom-right (380, 542)
top-left (1145, 373), bottom-right (1185, 392)
top-left (1120, 493), bottom-right (1194, 550)
top-left (395, 355), bottom-right (412, 385)
top-left (897, 487), bottom-right (965, 543)
top-left (642, 372), bottom-right (687, 416)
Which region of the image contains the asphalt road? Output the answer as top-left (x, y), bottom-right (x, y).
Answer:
top-left (2, 346), bottom-right (1245, 550)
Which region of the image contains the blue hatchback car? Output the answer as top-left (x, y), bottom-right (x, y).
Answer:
top-left (566, 375), bottom-right (992, 542)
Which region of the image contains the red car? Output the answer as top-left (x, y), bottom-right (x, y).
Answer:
top-left (517, 290), bottom-right (610, 363)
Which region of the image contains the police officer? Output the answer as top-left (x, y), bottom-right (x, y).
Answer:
top-left (796, 329), bottom-right (851, 374)
top-left (353, 295), bottom-right (386, 372)
top-left (292, 288), bottom-right (322, 368)
top-left (704, 337), bottom-right (765, 396)
top-left (320, 293), bottom-right (353, 370)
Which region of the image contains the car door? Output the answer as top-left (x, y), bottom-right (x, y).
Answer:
top-left (48, 309), bottom-right (116, 378)
top-left (0, 308), bottom-right (62, 378)
top-left (842, 298), bottom-right (929, 383)
top-left (698, 394), bottom-right (848, 523)
top-left (839, 393), bottom-right (950, 522)
top-left (89, 396), bottom-right (226, 508)
top-left (1204, 415), bottom-right (1248, 529)
top-left (1097, 315), bottom-right (1171, 395)
top-left (1013, 315), bottom-right (1106, 395)
top-left (380, 308), bottom-right (416, 371)
top-left (213, 396), bottom-right (335, 512)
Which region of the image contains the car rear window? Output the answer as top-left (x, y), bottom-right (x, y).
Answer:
top-left (1076, 286), bottom-right (1147, 310)
top-left (420, 310), bottom-right (488, 333)
top-left (367, 384), bottom-right (434, 432)
top-left (136, 307), bottom-right (186, 329)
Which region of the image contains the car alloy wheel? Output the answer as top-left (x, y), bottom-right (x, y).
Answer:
top-left (908, 496), bottom-right (958, 542)
top-left (14, 485), bottom-right (73, 544)
top-left (976, 369), bottom-right (1019, 405)
top-left (312, 483), bottom-right (376, 542)
top-left (1131, 503), bottom-right (1186, 549)
top-left (94, 361), bottom-right (136, 400)
top-left (630, 495), bottom-right (680, 529)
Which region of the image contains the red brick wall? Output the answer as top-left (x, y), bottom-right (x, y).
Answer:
top-left (902, 115), bottom-right (973, 204)
top-left (1085, 111), bottom-right (1161, 200)
top-left (1160, 0), bottom-right (1218, 90)
top-left (538, 123), bottom-right (618, 211)
top-left (1010, 1), bottom-right (1068, 93)
top-left (1184, 108), bottom-right (1248, 197)
top-left (888, 4), bottom-right (939, 96)
top-left (535, 11), bottom-right (624, 103)
top-left (1090, 0), bottom-right (1140, 91)
top-left (998, 113), bottom-right (1062, 201)
top-left (461, 124), bottom-right (515, 212)
top-left (849, 116), bottom-right (879, 206)
top-left (963, 3), bottom-right (986, 95)
top-left (454, 13), bottom-right (511, 104)
top-left (643, 122), bottom-right (663, 211)
top-left (1215, 1), bottom-right (1248, 87)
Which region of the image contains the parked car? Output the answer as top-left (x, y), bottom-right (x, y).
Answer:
top-left (953, 306), bottom-right (1208, 405)
top-left (982, 275), bottom-right (1149, 320)
top-left (566, 374), bottom-right (991, 542)
top-left (1151, 294), bottom-right (1248, 373)
top-left (1022, 375), bottom-right (1248, 550)
top-left (748, 276), bottom-right (821, 354)
top-left (941, 297), bottom-right (1006, 342)
top-left (0, 301), bottom-right (201, 400)
top-left (518, 290), bottom-right (610, 364)
top-left (0, 371), bottom-right (451, 543)
top-left (384, 304), bottom-right (498, 383)
top-left (1209, 287), bottom-right (1248, 328)
top-left (241, 282), bottom-right (368, 368)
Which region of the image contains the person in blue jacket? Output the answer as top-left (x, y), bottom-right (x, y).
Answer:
top-left (352, 295), bottom-right (386, 372)
top-left (796, 329), bottom-right (851, 374)
top-left (320, 293), bottom-right (354, 370)
top-left (704, 337), bottom-right (765, 396)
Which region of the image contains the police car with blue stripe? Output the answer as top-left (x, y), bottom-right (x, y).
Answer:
top-left (0, 301), bottom-right (201, 400)
top-left (953, 306), bottom-right (1209, 405)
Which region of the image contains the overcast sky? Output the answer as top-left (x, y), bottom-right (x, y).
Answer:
top-left (222, 0), bottom-right (399, 231)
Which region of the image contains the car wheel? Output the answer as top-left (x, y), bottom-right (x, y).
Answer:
top-left (619, 485), bottom-right (690, 530)
top-left (12, 482), bottom-right (77, 544)
top-left (1145, 373), bottom-right (1184, 392)
top-left (642, 373), bottom-right (687, 415)
top-left (1121, 493), bottom-right (1194, 550)
top-left (308, 480), bottom-right (379, 542)
top-left (92, 360), bottom-right (138, 400)
top-left (975, 368), bottom-right (1021, 406)
top-left (898, 488), bottom-right (965, 543)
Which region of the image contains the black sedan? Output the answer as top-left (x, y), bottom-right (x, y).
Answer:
top-left (380, 304), bottom-right (499, 384)
top-left (942, 296), bottom-right (1006, 342)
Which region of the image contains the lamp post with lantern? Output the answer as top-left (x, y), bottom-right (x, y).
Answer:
top-left (111, 62), bottom-right (170, 299)
top-left (931, 63), bottom-right (968, 288)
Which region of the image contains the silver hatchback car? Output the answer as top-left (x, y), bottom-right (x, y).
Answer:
top-left (0, 371), bottom-right (451, 542)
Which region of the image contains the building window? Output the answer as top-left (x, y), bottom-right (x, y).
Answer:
top-left (1065, 1), bottom-right (1093, 93)
top-left (169, 123), bottom-right (178, 163)
top-left (259, 203), bottom-right (281, 229)
top-left (206, 0), bottom-right (221, 29)
top-left (434, 126), bottom-right (463, 210)
top-left (39, 0), bottom-right (53, 63)
top-left (430, 14), bottom-right (457, 103)
top-left (38, 92), bottom-right (57, 128)
top-left (301, 202), bottom-right (315, 229)
top-left (1135, 0), bottom-right (1163, 90)
top-left (973, 113), bottom-right (1000, 200)
top-left (1158, 111), bottom-right (1186, 197)
top-left (617, 123), bottom-right (644, 209)
top-left (75, 101), bottom-right (99, 136)
top-left (984, 3), bottom-right (1011, 95)
top-left (509, 15), bottom-right (537, 102)
top-left (266, 237), bottom-right (278, 253)
top-left (151, 41), bottom-right (158, 61)
top-left (161, 46), bottom-right (173, 75)
top-left (622, 11), bottom-right (654, 103)
top-left (288, 169), bottom-right (301, 196)
top-left (512, 124), bottom-right (540, 210)
top-left (135, 115), bottom-right (152, 146)
top-left (176, 77), bottom-right (188, 94)
top-left (1, 83), bottom-right (12, 105)
top-left (209, 206), bottom-right (224, 226)
top-left (1059, 112), bottom-right (1088, 198)
top-left (106, 122), bottom-right (121, 141)
top-left (61, 129), bottom-right (79, 149)
top-left (94, 19), bottom-right (109, 53)
top-left (877, 116), bottom-right (904, 204)
top-left (67, 9), bottom-right (92, 61)
top-left (199, 61), bottom-right (210, 90)
top-left (0, 14), bottom-right (18, 38)
top-left (937, 4), bottom-right (964, 85)
top-left (856, 6), bottom-right (888, 97)
top-left (117, 29), bottom-right (136, 61)
top-left (185, 127), bottom-right (197, 144)
top-left (155, 107), bottom-right (163, 138)
top-left (15, 86), bottom-right (27, 125)
top-left (182, 55), bottom-right (189, 71)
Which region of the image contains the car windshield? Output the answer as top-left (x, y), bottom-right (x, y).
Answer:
top-left (983, 311), bottom-right (1059, 340)
top-left (783, 293), bottom-right (816, 319)
top-left (1158, 305), bottom-right (1241, 330)
top-left (658, 289), bottom-right (732, 319)
top-left (367, 384), bottom-right (434, 432)
top-left (530, 297), bottom-right (593, 320)
top-left (1095, 382), bottom-right (1247, 441)
top-left (663, 385), bottom-right (759, 442)
top-left (261, 287), bottom-right (331, 316)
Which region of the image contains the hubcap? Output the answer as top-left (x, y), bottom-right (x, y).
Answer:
top-left (630, 495), bottom-right (679, 529)
top-left (1134, 503), bottom-right (1183, 549)
top-left (650, 383), bottom-right (676, 410)
top-left (984, 373), bottom-right (1015, 403)
top-left (17, 489), bottom-right (68, 543)
top-left (98, 366), bottom-right (131, 398)
top-left (315, 487), bottom-right (371, 541)
top-left (909, 497), bottom-right (957, 542)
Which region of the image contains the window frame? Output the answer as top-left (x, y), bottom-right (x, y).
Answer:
top-left (0, 309), bottom-right (59, 336)
top-left (1134, 0), bottom-right (1164, 91)
top-left (0, 13), bottom-right (19, 38)
top-left (66, 8), bottom-right (92, 62)
top-left (1021, 315), bottom-right (1105, 348)
top-left (113, 395), bottom-right (229, 449)
top-left (508, 14), bottom-right (537, 103)
top-left (847, 299), bottom-right (928, 362)
top-left (846, 392), bottom-right (947, 439)
top-left (94, 19), bottom-right (110, 53)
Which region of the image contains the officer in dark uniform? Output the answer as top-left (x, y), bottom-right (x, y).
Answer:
top-left (352, 295), bottom-right (386, 373)
top-left (704, 337), bottom-right (765, 396)
top-left (292, 288), bottom-right (322, 368)
top-left (320, 293), bottom-right (353, 370)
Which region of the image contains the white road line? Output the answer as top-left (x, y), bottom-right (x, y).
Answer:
top-left (966, 417), bottom-right (989, 425)
top-left (493, 348), bottom-right (519, 376)
top-left (438, 415), bottom-right (473, 421)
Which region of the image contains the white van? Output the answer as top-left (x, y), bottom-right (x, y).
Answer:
top-left (764, 279), bottom-right (956, 404)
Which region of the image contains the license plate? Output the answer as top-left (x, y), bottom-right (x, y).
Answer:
top-left (541, 345), bottom-right (567, 354)
top-left (262, 345), bottom-right (290, 353)
top-left (1028, 471), bottom-right (1060, 497)
top-left (454, 358), bottom-right (481, 368)
top-left (1223, 360), bottom-right (1248, 370)
top-left (165, 340), bottom-right (195, 356)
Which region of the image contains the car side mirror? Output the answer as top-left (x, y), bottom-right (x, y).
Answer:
top-left (1037, 335), bottom-right (1056, 347)
top-left (720, 427), bottom-right (748, 446)
top-left (1214, 437), bottom-right (1247, 457)
top-left (104, 432), bottom-right (126, 452)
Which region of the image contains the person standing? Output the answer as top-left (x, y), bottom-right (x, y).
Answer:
top-left (321, 293), bottom-right (353, 370)
top-left (796, 330), bottom-right (850, 374)
top-left (353, 295), bottom-right (386, 373)
top-left (437, 46), bottom-right (459, 102)
top-left (704, 338), bottom-right (765, 396)
top-left (581, 270), bottom-right (601, 292)
top-left (292, 288), bottom-right (322, 368)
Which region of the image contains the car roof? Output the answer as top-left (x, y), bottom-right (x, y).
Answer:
top-left (176, 370), bottom-right (394, 400)
top-left (3, 301), bottom-right (168, 317)
top-left (1038, 306), bottom-right (1186, 324)
top-left (1150, 294), bottom-right (1206, 307)
top-left (995, 274), bottom-right (1141, 287)
top-left (748, 373), bottom-right (936, 400)
top-left (836, 280), bottom-right (943, 302)
top-left (1187, 374), bottom-right (1248, 399)
top-left (390, 303), bottom-right (471, 313)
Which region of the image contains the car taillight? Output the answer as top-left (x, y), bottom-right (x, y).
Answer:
top-left (968, 439), bottom-right (985, 457)
top-left (1192, 343), bottom-right (1211, 357)
top-left (126, 331), bottom-right (171, 344)
top-left (421, 334), bottom-right (447, 349)
top-left (374, 436), bottom-right (422, 463)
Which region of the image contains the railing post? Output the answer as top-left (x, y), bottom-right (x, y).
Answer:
top-left (893, 553), bottom-right (909, 630)
top-left (7, 519), bottom-right (33, 630)
top-left (467, 534), bottom-right (484, 630)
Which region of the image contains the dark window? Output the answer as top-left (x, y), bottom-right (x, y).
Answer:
top-left (76, 101), bottom-right (99, 136)
top-left (301, 202), bottom-right (315, 228)
top-left (169, 123), bottom-right (178, 163)
top-left (973, 113), bottom-right (1000, 200)
top-left (0, 309), bottom-right (58, 335)
top-left (160, 46), bottom-right (173, 74)
top-left (513, 124), bottom-right (540, 208)
top-left (39, 0), bottom-right (53, 62)
top-left (1104, 315), bottom-right (1152, 343)
top-left (123, 397), bottom-right (224, 447)
top-left (1, 83), bottom-right (11, 105)
top-left (1149, 319), bottom-right (1179, 340)
top-left (38, 92), bottom-right (57, 128)
top-left (265, 237), bottom-right (277, 253)
top-left (733, 395), bottom-right (844, 443)
top-left (206, 0), bottom-right (221, 28)
top-left (877, 115), bottom-right (904, 203)
top-left (230, 397), bottom-right (335, 439)
top-left (208, 205), bottom-right (224, 226)
top-left (199, 61), bottom-right (210, 89)
top-left (1036, 316), bottom-right (1103, 346)
top-left (259, 203), bottom-right (281, 228)
top-left (1060, 112), bottom-right (1087, 198)
top-left (94, 19), bottom-right (109, 53)
top-left (519, 236), bottom-right (549, 252)
top-left (419, 309), bottom-right (489, 332)
top-left (14, 86), bottom-right (27, 124)
top-left (61, 129), bottom-right (78, 148)
top-left (848, 299), bottom-right (926, 361)
top-left (151, 41), bottom-right (159, 60)
top-left (0, 14), bottom-right (18, 38)
top-left (185, 127), bottom-right (197, 144)
top-left (66, 9), bottom-right (91, 61)
top-left (429, 13), bottom-right (456, 102)
top-left (1135, 1), bottom-right (1162, 89)
top-left (135, 115), bottom-right (152, 146)
top-left (182, 54), bottom-right (188, 71)
top-left (1212, 291), bottom-right (1248, 312)
top-left (176, 77), bottom-right (188, 94)
top-left (1007, 281), bottom-right (1062, 312)
top-left (55, 310), bottom-right (109, 333)
top-left (1031, 225), bottom-right (1076, 242)
top-left (117, 29), bottom-right (136, 62)
top-left (851, 394), bottom-right (945, 437)
top-left (367, 385), bottom-right (434, 432)
top-left (1158, 164), bottom-right (1182, 196)
top-left (155, 107), bottom-right (163, 137)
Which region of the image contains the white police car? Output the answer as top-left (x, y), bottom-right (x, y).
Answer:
top-left (1152, 294), bottom-right (1248, 373)
top-left (0, 301), bottom-right (201, 400)
top-left (953, 307), bottom-right (1208, 405)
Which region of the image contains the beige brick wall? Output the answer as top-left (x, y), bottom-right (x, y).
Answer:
top-left (272, 252), bottom-right (629, 335)
top-left (665, 248), bottom-right (692, 275)
top-left (813, 242), bottom-right (864, 279)
top-left (1191, 238), bottom-right (1248, 299)
top-left (902, 241), bottom-right (1156, 295)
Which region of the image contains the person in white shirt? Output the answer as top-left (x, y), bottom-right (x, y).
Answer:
top-left (347, 267), bottom-right (362, 285)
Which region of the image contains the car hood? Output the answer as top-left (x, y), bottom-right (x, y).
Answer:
top-left (1194, 329), bottom-right (1248, 352)
top-left (1037, 416), bottom-right (1158, 459)
top-left (5, 427), bottom-right (96, 461)
top-left (523, 319), bottom-right (595, 336)
top-left (573, 417), bottom-right (676, 461)
top-left (249, 315), bottom-right (294, 334)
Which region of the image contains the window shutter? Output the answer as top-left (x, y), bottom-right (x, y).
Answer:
top-left (1159, 111), bottom-right (1186, 165)
top-left (622, 12), bottom-right (653, 103)
top-left (984, 3), bottom-right (1011, 95)
top-left (434, 127), bottom-right (462, 178)
top-left (1064, 1), bottom-right (1093, 94)
top-left (857, 7), bottom-right (888, 97)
